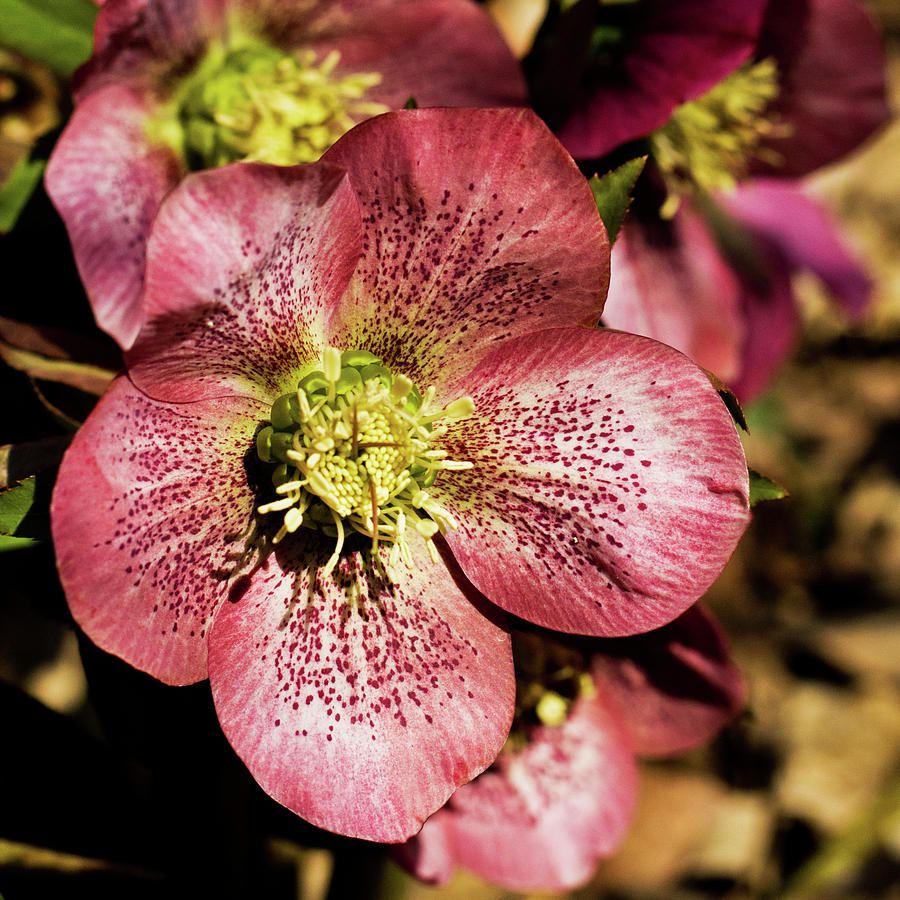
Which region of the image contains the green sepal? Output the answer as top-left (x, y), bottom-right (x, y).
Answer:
top-left (748, 469), bottom-right (788, 506)
top-left (588, 156), bottom-right (647, 245)
top-left (0, 0), bottom-right (98, 76)
top-left (403, 96), bottom-right (419, 110)
top-left (0, 157), bottom-right (45, 234)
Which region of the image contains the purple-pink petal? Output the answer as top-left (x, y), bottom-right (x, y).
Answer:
top-left (754, 0), bottom-right (889, 177)
top-left (51, 376), bottom-right (262, 685)
top-left (721, 179), bottom-right (872, 319)
top-left (44, 83), bottom-right (182, 349)
top-left (207, 535), bottom-right (514, 842)
top-left (438, 327), bottom-right (750, 637)
top-left (397, 693), bottom-right (637, 890)
top-left (323, 108), bottom-right (609, 390)
top-left (592, 604), bottom-right (746, 756)
top-left (126, 161), bottom-right (363, 403)
top-left (556, 0), bottom-right (767, 159)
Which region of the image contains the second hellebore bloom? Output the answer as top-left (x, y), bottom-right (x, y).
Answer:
top-left (45, 0), bottom-right (526, 348)
top-left (52, 109), bottom-right (750, 842)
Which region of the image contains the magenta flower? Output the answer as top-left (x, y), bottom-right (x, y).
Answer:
top-left (51, 108), bottom-right (750, 841)
top-left (45, 0), bottom-right (526, 349)
top-left (397, 605), bottom-right (745, 891)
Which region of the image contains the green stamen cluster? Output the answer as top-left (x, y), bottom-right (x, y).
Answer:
top-left (255, 348), bottom-right (474, 575)
top-left (650, 57), bottom-right (788, 216)
top-left (165, 39), bottom-right (388, 169)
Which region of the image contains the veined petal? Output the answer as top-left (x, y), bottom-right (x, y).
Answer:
top-left (323, 108), bottom-right (609, 391)
top-left (397, 693), bottom-right (637, 891)
top-left (45, 83), bottom-right (182, 349)
top-left (557, 0), bottom-right (767, 160)
top-left (51, 376), bottom-right (262, 685)
top-left (207, 535), bottom-right (514, 842)
top-left (592, 604), bottom-right (745, 756)
top-left (438, 327), bottom-right (750, 637)
top-left (126, 161), bottom-right (363, 404)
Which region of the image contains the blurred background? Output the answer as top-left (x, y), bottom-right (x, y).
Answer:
top-left (1, 1), bottom-right (899, 898)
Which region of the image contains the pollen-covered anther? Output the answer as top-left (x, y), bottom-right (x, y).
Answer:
top-left (155, 36), bottom-right (390, 169)
top-left (650, 57), bottom-right (791, 216)
top-left (255, 347), bottom-right (474, 573)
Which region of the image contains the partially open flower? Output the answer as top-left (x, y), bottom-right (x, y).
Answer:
top-left (45, 0), bottom-right (526, 348)
top-left (396, 605), bottom-right (745, 891)
top-left (52, 108), bottom-right (750, 841)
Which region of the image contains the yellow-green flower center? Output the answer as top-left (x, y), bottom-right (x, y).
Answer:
top-left (650, 57), bottom-right (788, 216)
top-left (255, 348), bottom-right (474, 575)
top-left (153, 36), bottom-right (388, 168)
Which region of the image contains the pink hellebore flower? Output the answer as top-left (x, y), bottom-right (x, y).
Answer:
top-left (398, 605), bottom-right (745, 891)
top-left (51, 109), bottom-right (750, 842)
top-left (45, 0), bottom-right (526, 349)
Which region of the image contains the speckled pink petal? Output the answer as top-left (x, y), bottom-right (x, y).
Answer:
top-left (322, 108), bottom-right (609, 389)
top-left (602, 209), bottom-right (745, 385)
top-left (754, 0), bottom-right (889, 178)
top-left (721, 179), bottom-right (872, 320)
top-left (45, 83), bottom-right (182, 349)
top-left (255, 0), bottom-right (526, 110)
top-left (51, 376), bottom-right (263, 685)
top-left (397, 693), bottom-right (637, 891)
top-left (208, 536), bottom-right (514, 842)
top-left (126, 161), bottom-right (363, 404)
top-left (592, 604), bottom-right (745, 756)
top-left (556, 0), bottom-right (767, 160)
top-left (438, 327), bottom-right (750, 637)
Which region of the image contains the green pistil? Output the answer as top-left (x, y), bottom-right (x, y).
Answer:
top-left (650, 57), bottom-right (788, 216)
top-left (156, 38), bottom-right (388, 169)
top-left (255, 347), bottom-right (474, 575)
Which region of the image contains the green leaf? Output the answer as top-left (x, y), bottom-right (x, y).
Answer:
top-left (0, 0), bottom-right (98, 76)
top-left (0, 157), bottom-right (45, 234)
top-left (588, 156), bottom-right (646, 244)
top-left (0, 472), bottom-right (54, 543)
top-left (748, 468), bottom-right (788, 506)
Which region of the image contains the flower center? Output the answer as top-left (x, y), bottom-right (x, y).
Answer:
top-left (156, 36), bottom-right (388, 169)
top-left (504, 632), bottom-right (596, 750)
top-left (649, 58), bottom-right (788, 216)
top-left (255, 348), bottom-right (474, 575)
